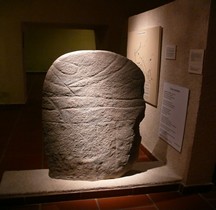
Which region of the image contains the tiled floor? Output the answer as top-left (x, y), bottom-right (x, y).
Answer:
top-left (1, 73), bottom-right (216, 209)
top-left (2, 191), bottom-right (216, 210)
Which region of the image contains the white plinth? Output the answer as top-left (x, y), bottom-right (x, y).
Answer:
top-left (0, 164), bottom-right (181, 196)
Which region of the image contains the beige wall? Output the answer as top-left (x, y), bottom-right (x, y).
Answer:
top-left (128, 0), bottom-right (216, 185)
top-left (185, 0), bottom-right (216, 185)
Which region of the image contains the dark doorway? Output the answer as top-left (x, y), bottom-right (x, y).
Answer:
top-left (23, 25), bottom-right (96, 72)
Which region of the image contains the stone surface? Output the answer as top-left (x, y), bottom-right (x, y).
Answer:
top-left (42, 50), bottom-right (145, 180)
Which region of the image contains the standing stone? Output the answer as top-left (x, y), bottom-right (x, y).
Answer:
top-left (42, 50), bottom-right (145, 180)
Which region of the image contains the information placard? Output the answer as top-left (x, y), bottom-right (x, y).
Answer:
top-left (188, 49), bottom-right (204, 74)
top-left (159, 82), bottom-right (189, 152)
top-left (127, 26), bottom-right (162, 106)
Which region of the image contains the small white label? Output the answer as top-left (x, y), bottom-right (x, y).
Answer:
top-left (165, 45), bottom-right (176, 60)
top-left (188, 49), bottom-right (204, 74)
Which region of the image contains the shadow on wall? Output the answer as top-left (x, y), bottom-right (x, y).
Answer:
top-left (152, 138), bottom-right (168, 164)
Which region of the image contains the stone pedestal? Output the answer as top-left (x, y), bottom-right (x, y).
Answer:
top-left (42, 50), bottom-right (145, 180)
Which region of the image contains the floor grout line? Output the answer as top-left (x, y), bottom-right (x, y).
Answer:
top-left (147, 194), bottom-right (160, 210)
top-left (198, 193), bottom-right (216, 209)
top-left (95, 198), bottom-right (101, 210)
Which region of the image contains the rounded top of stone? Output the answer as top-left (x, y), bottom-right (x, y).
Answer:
top-left (43, 50), bottom-right (144, 100)
top-left (58, 50), bottom-right (121, 59)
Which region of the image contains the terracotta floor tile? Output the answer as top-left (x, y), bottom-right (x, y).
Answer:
top-left (200, 190), bottom-right (216, 208)
top-left (206, 199), bottom-right (216, 209)
top-left (42, 199), bottom-right (99, 210)
top-left (201, 188), bottom-right (216, 199)
top-left (149, 192), bottom-right (215, 210)
top-left (41, 203), bottom-right (59, 210)
top-left (1, 204), bottom-right (40, 210)
top-left (126, 207), bottom-right (157, 210)
top-left (97, 194), bottom-right (153, 210)
top-left (137, 148), bottom-right (150, 162)
top-left (137, 145), bottom-right (157, 162)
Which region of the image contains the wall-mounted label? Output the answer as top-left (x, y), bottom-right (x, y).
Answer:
top-left (159, 82), bottom-right (189, 152)
top-left (188, 49), bottom-right (204, 74)
top-left (165, 45), bottom-right (176, 60)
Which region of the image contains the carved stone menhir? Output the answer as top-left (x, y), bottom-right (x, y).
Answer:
top-left (42, 50), bottom-right (145, 180)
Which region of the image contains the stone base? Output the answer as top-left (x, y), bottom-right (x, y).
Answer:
top-left (0, 163), bottom-right (181, 197)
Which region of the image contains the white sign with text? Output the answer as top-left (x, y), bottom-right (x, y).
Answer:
top-left (159, 82), bottom-right (189, 152)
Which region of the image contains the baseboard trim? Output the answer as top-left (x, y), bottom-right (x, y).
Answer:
top-left (0, 183), bottom-right (180, 206)
top-left (179, 183), bottom-right (214, 194)
top-left (1, 182), bottom-right (215, 206)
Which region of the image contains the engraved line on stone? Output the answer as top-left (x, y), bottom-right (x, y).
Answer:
top-left (43, 74), bottom-right (73, 97)
top-left (45, 65), bottom-right (143, 100)
top-left (43, 99), bottom-right (144, 109)
top-left (67, 59), bottom-right (130, 88)
top-left (43, 97), bottom-right (65, 122)
top-left (53, 55), bottom-right (129, 89)
top-left (42, 119), bottom-right (136, 125)
top-left (43, 94), bottom-right (144, 104)
top-left (51, 66), bottom-right (76, 96)
top-left (54, 60), bottom-right (79, 75)
top-left (63, 56), bottom-right (127, 88)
